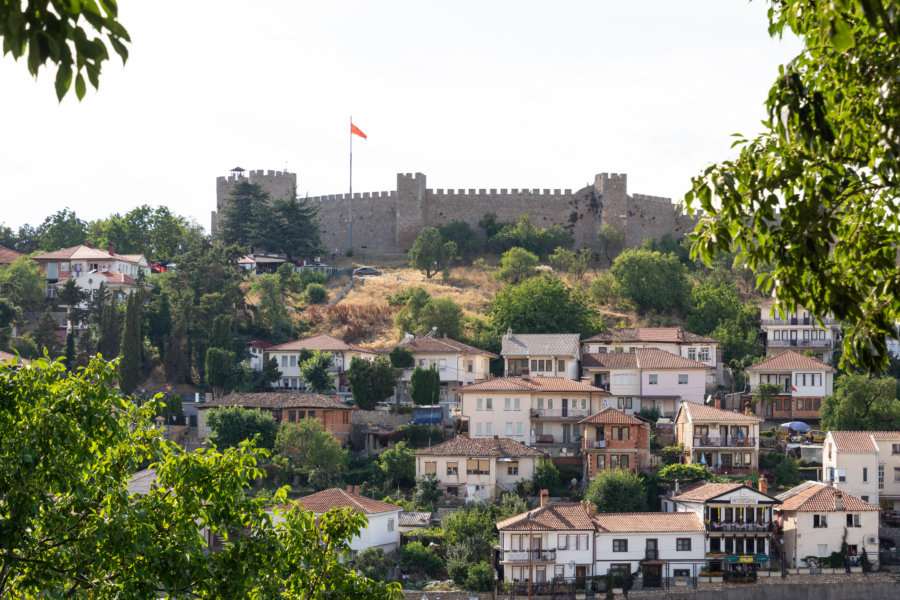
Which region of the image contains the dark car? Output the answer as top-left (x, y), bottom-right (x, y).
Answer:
top-left (352, 267), bottom-right (381, 277)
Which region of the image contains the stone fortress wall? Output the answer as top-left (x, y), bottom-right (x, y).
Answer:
top-left (212, 170), bottom-right (695, 255)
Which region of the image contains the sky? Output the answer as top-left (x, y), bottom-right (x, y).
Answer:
top-left (0, 1), bottom-right (802, 233)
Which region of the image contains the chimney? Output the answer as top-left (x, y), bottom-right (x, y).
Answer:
top-left (346, 485), bottom-right (353, 492)
top-left (86, 242), bottom-right (94, 249)
top-left (674, 478), bottom-right (680, 495)
top-left (582, 500), bottom-right (597, 518)
top-left (758, 476), bottom-right (768, 495)
top-left (744, 404), bottom-right (752, 416)
top-left (108, 243), bottom-right (115, 256)
top-left (540, 489), bottom-right (550, 507)
top-left (714, 393), bottom-right (723, 409)
top-left (354, 485), bottom-right (360, 495)
top-left (834, 490), bottom-right (843, 511)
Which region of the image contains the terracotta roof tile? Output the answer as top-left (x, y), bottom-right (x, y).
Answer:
top-left (583, 348), bottom-right (710, 370)
top-left (671, 482), bottom-right (742, 501)
top-left (398, 336), bottom-right (497, 357)
top-left (501, 333), bottom-right (581, 357)
top-left (0, 350), bottom-right (29, 365)
top-left (776, 482), bottom-right (880, 512)
top-left (584, 327), bottom-right (717, 344)
top-left (268, 333), bottom-right (374, 354)
top-left (582, 353), bottom-right (638, 368)
top-left (579, 407), bottom-right (646, 425)
top-left (826, 431), bottom-right (900, 453)
top-left (746, 350), bottom-right (836, 372)
top-left (296, 488), bottom-right (401, 515)
top-left (0, 245), bottom-right (22, 265)
top-left (32, 245), bottom-right (146, 264)
top-left (678, 402), bottom-right (764, 423)
top-left (497, 503), bottom-right (595, 531)
top-left (594, 512), bottom-right (705, 533)
top-left (200, 392), bottom-right (353, 410)
top-left (398, 511), bottom-right (434, 527)
top-left (455, 376), bottom-right (607, 394)
top-left (414, 436), bottom-right (544, 457)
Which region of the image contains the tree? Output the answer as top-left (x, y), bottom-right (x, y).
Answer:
top-left (464, 562), bottom-right (494, 592)
top-left (686, 282), bottom-right (740, 337)
top-left (489, 274), bottom-right (601, 337)
top-left (35, 208), bottom-right (86, 251)
top-left (63, 330), bottom-right (76, 370)
top-left (218, 181), bottom-right (269, 250)
top-left (347, 356), bottom-right (396, 410)
top-left (443, 503), bottom-right (497, 562)
top-left (266, 196), bottom-right (323, 262)
top-left (408, 227), bottom-right (457, 279)
top-left (33, 307), bottom-right (59, 355)
top-left (205, 347), bottom-right (238, 400)
top-left (711, 302), bottom-right (764, 363)
top-left (683, 1), bottom-right (900, 372)
top-left (585, 470), bottom-right (648, 513)
top-left (0, 357), bottom-right (401, 599)
top-left (497, 246), bottom-right (539, 284)
top-left (300, 350), bottom-right (335, 393)
top-left (0, 256), bottom-right (44, 310)
top-left (306, 283), bottom-right (327, 304)
top-left (478, 212), bottom-right (505, 239)
top-left (206, 406), bottom-right (278, 450)
top-left (413, 474), bottom-right (440, 510)
top-left (438, 221), bottom-right (482, 260)
top-left (611, 248), bottom-right (690, 313)
top-left (98, 302), bottom-right (120, 358)
top-left (356, 547), bottom-right (392, 582)
top-left (598, 224), bottom-right (625, 266)
top-left (658, 463), bottom-right (723, 485)
top-left (418, 297), bottom-right (463, 339)
top-left (752, 382), bottom-right (782, 411)
top-left (119, 292), bottom-right (142, 394)
top-left (821, 374), bottom-right (900, 431)
top-left (399, 541), bottom-right (443, 577)
top-left (275, 418), bottom-right (348, 490)
top-left (490, 214), bottom-right (573, 258)
top-left (164, 316), bottom-right (188, 383)
top-left (376, 441), bottom-right (416, 489)
top-left (389, 346), bottom-right (414, 370)
top-left (409, 366), bottom-right (440, 405)
top-left (532, 458), bottom-right (559, 492)
top-left (497, 491), bottom-right (529, 519)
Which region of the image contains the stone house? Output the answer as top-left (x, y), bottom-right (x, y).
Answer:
top-left (822, 430), bottom-right (900, 510)
top-left (675, 401), bottom-right (764, 473)
top-left (759, 300), bottom-right (842, 363)
top-left (413, 435), bottom-right (543, 502)
top-left (745, 350), bottom-right (836, 422)
top-left (500, 332), bottom-right (581, 380)
top-left (0, 244), bottom-right (22, 266)
top-left (579, 407), bottom-right (652, 479)
top-left (197, 392), bottom-right (353, 445)
top-left (775, 481), bottom-right (880, 567)
top-left (581, 348), bottom-right (711, 417)
top-left (265, 333), bottom-right (375, 394)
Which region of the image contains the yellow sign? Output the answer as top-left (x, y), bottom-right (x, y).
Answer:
top-left (738, 556), bottom-right (755, 563)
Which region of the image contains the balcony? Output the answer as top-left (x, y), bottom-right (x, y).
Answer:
top-left (587, 440), bottom-right (607, 449)
top-left (645, 550), bottom-right (659, 561)
top-left (691, 436), bottom-right (756, 448)
top-left (761, 316), bottom-right (838, 326)
top-left (503, 549), bottom-right (557, 563)
top-left (706, 522), bottom-right (774, 533)
top-left (530, 408), bottom-right (591, 419)
top-left (767, 339), bottom-right (833, 348)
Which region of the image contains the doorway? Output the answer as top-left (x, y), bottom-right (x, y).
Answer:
top-left (643, 563), bottom-right (662, 588)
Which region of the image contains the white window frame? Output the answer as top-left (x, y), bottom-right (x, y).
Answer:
top-left (678, 374), bottom-right (688, 385)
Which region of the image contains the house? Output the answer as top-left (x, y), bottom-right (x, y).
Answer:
top-left (265, 333), bottom-right (375, 394)
top-left (582, 327), bottom-right (720, 389)
top-left (290, 486), bottom-right (401, 556)
top-left (579, 407), bottom-right (652, 479)
top-left (775, 481), bottom-right (880, 567)
top-left (581, 348), bottom-right (712, 416)
top-left (593, 512), bottom-right (707, 584)
top-left (247, 340), bottom-right (273, 372)
top-left (397, 511), bottom-right (435, 534)
top-left (745, 351), bottom-right (836, 422)
top-left (496, 493), bottom-right (597, 584)
top-left (0, 350), bottom-right (28, 365)
top-left (31, 243), bottom-right (150, 298)
top-left (759, 300), bottom-right (842, 363)
top-left (457, 376), bottom-right (608, 465)
top-left (666, 480), bottom-right (780, 577)
top-left (392, 330), bottom-right (496, 403)
top-left (501, 331), bottom-right (580, 379)
top-left (822, 430), bottom-right (900, 509)
top-left (414, 435), bottom-right (543, 502)
top-left (0, 245), bottom-right (22, 266)
top-left (197, 392), bottom-right (353, 445)
top-left (675, 401), bottom-right (764, 472)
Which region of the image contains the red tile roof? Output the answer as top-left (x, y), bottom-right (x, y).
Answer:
top-left (0, 350), bottom-right (29, 365)
top-left (671, 482), bottom-right (743, 501)
top-left (497, 502), bottom-right (595, 531)
top-left (582, 353), bottom-right (638, 368)
top-left (96, 271), bottom-right (138, 285)
top-left (579, 407), bottom-right (646, 425)
top-left (398, 335), bottom-right (497, 357)
top-left (583, 348), bottom-right (710, 370)
top-left (594, 512), bottom-right (705, 533)
top-left (827, 431), bottom-right (900, 453)
top-left (585, 327), bottom-right (717, 344)
top-left (776, 482), bottom-right (880, 512)
top-left (268, 333), bottom-right (374, 354)
top-left (200, 392), bottom-right (353, 410)
top-left (415, 436), bottom-right (544, 457)
top-left (0, 245), bottom-right (22, 265)
top-left (678, 402), bottom-right (763, 423)
top-left (455, 376), bottom-right (607, 394)
top-left (296, 488), bottom-right (401, 515)
top-left (746, 350), bottom-right (836, 372)
top-left (31, 245), bottom-right (146, 264)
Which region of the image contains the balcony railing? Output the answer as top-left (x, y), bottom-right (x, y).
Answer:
top-left (691, 436), bottom-right (756, 448)
top-left (707, 522), bottom-right (774, 533)
top-left (530, 408), bottom-right (591, 419)
top-left (503, 549), bottom-right (557, 563)
top-left (766, 339), bottom-right (832, 348)
top-left (761, 317), bottom-right (838, 326)
top-left (587, 440), bottom-right (607, 449)
top-left (645, 550), bottom-right (659, 561)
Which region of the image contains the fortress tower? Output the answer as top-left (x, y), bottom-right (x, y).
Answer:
top-left (211, 167), bottom-right (297, 236)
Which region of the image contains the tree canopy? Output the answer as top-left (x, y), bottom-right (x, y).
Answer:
top-left (585, 470), bottom-right (648, 513)
top-left (206, 406), bottom-right (278, 450)
top-left (300, 350), bottom-right (335, 393)
top-left (347, 356), bottom-right (396, 410)
top-left (820, 373), bottom-right (900, 431)
top-left (611, 248), bottom-right (690, 313)
top-left (497, 246), bottom-right (539, 284)
top-left (408, 227), bottom-right (457, 279)
top-left (489, 274), bottom-right (601, 337)
top-left (409, 366), bottom-right (440, 405)
top-left (684, 0), bottom-right (900, 371)
top-left (275, 418), bottom-right (348, 490)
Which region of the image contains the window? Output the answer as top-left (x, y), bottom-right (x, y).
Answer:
top-left (676, 538), bottom-right (691, 551)
top-left (486, 398), bottom-right (493, 411)
top-left (862, 496), bottom-right (869, 503)
top-left (308, 411), bottom-right (315, 419)
top-left (817, 544), bottom-right (829, 558)
top-left (388, 518), bottom-right (394, 532)
top-left (892, 444), bottom-right (900, 455)
top-left (467, 360), bottom-right (474, 373)
top-left (847, 514), bottom-right (861, 528)
top-left (648, 374), bottom-right (658, 385)
top-left (290, 355), bottom-right (297, 367)
top-left (475, 423), bottom-right (483, 436)
top-left (531, 359), bottom-right (538, 372)
top-left (688, 348), bottom-right (696, 360)
top-left (813, 514), bottom-right (828, 528)
top-left (612, 539), bottom-right (628, 552)
top-left (558, 534), bottom-right (568, 549)
top-left (485, 423), bottom-right (492, 435)
top-left (505, 398), bottom-right (511, 410)
top-left (863, 467), bottom-right (868, 483)
top-left (424, 461), bottom-right (437, 474)
top-left (774, 330), bottom-right (782, 340)
top-left (507, 462), bottom-right (519, 476)
top-left (617, 397), bottom-right (633, 410)
top-left (447, 462), bottom-right (458, 476)
top-left (439, 359), bottom-right (446, 371)
top-left (803, 330), bottom-right (810, 340)
top-left (281, 355), bottom-right (288, 367)
top-left (619, 455), bottom-right (629, 469)
top-left (506, 423), bottom-right (514, 435)
top-left (297, 410), bottom-right (306, 419)
top-left (514, 398), bottom-right (520, 410)
top-left (558, 360), bottom-right (565, 372)
top-left (466, 459), bottom-right (490, 475)
top-left (673, 569), bottom-right (691, 578)
top-left (418, 359), bottom-right (425, 367)
top-left (429, 360), bottom-right (436, 368)
top-left (476, 398), bottom-right (483, 411)
top-left (879, 464), bottom-right (885, 489)
top-left (678, 374), bottom-right (688, 385)
top-left (895, 467), bottom-right (900, 482)
top-left (700, 347), bottom-right (710, 361)
top-left (611, 426), bottom-right (630, 441)
top-left (597, 455), bottom-right (606, 469)
top-left (516, 422), bottom-right (523, 435)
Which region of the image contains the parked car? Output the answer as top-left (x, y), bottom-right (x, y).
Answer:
top-left (352, 267), bottom-right (381, 276)
top-left (806, 430), bottom-right (826, 444)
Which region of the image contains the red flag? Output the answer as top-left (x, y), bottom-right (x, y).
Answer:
top-left (791, 385), bottom-right (797, 392)
top-left (351, 123), bottom-right (367, 139)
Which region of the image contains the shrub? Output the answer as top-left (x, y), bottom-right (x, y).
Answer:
top-left (356, 547), bottom-right (391, 581)
top-left (305, 283), bottom-right (327, 304)
top-left (400, 541), bottom-right (443, 577)
top-left (464, 562), bottom-right (494, 592)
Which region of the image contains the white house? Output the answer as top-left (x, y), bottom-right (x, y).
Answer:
top-left (265, 333), bottom-right (375, 393)
top-left (246, 340), bottom-right (273, 372)
top-left (745, 351), bottom-right (836, 422)
top-left (823, 430), bottom-right (900, 509)
top-left (675, 401), bottom-right (764, 472)
top-left (289, 487), bottom-right (401, 556)
top-left (414, 436), bottom-right (543, 501)
top-left (501, 331), bottom-right (581, 380)
top-left (775, 481), bottom-right (880, 567)
top-left (759, 300), bottom-right (842, 363)
top-left (32, 244), bottom-right (150, 293)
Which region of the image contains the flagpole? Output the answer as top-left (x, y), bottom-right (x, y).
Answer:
top-left (349, 116), bottom-right (353, 253)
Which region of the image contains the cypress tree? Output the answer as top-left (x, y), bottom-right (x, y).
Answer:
top-left (98, 303), bottom-right (120, 358)
top-left (149, 292), bottom-right (171, 362)
top-left (209, 315), bottom-right (232, 351)
top-left (63, 331), bottom-right (76, 371)
top-left (34, 308), bottom-right (59, 355)
top-left (165, 317), bottom-right (188, 383)
top-left (74, 330), bottom-right (93, 369)
top-left (119, 293), bottom-right (142, 395)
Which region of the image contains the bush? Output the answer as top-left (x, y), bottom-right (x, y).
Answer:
top-left (464, 562), bottom-right (494, 592)
top-left (446, 550), bottom-right (469, 586)
top-left (532, 459), bottom-right (559, 493)
top-left (637, 406), bottom-right (660, 422)
top-left (356, 547), bottom-right (391, 581)
top-left (305, 283), bottom-right (327, 304)
top-left (400, 541), bottom-right (443, 577)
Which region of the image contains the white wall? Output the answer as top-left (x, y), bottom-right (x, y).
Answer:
top-left (643, 369), bottom-right (706, 404)
top-left (461, 392), bottom-right (530, 443)
top-left (594, 532), bottom-right (706, 574)
top-left (782, 510), bottom-right (878, 567)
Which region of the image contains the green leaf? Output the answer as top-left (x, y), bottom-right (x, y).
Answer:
top-left (830, 19), bottom-right (855, 52)
top-left (75, 72), bottom-right (86, 100)
top-left (54, 63), bottom-right (73, 101)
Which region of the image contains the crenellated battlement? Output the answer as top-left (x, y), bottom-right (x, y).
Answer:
top-left (428, 187), bottom-right (575, 197)
top-left (631, 193), bottom-right (677, 206)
